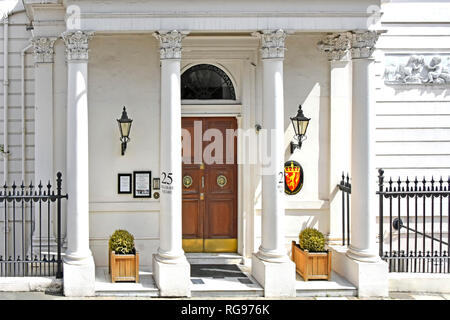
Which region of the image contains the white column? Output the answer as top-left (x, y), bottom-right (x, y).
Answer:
top-left (251, 30), bottom-right (295, 297)
top-left (61, 30), bottom-right (95, 297)
top-left (259, 57), bottom-right (286, 261)
top-left (152, 30), bottom-right (190, 297)
top-left (329, 31), bottom-right (388, 297)
top-left (31, 37), bottom-right (57, 252)
top-left (317, 33), bottom-right (352, 244)
top-left (346, 31), bottom-right (380, 263)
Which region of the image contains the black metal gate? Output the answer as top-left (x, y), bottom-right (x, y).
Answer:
top-left (337, 173), bottom-right (351, 247)
top-left (0, 172), bottom-right (67, 278)
top-left (377, 169), bottom-right (449, 273)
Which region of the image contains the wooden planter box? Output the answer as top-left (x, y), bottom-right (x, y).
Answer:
top-left (291, 241), bottom-right (331, 281)
top-left (109, 250), bottom-right (139, 283)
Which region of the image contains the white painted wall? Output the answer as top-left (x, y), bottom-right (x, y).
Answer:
top-left (87, 35), bottom-right (161, 267)
top-left (0, 11), bottom-right (34, 185)
top-left (374, 1), bottom-right (450, 250)
top-left (376, 1), bottom-right (450, 179)
top-left (254, 34), bottom-right (331, 252)
top-left (0, 8), bottom-right (35, 264)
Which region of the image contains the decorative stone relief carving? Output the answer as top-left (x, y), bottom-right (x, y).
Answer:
top-left (384, 55), bottom-right (450, 85)
top-left (253, 30), bottom-right (287, 59)
top-left (153, 30), bottom-right (188, 60)
top-left (349, 30), bottom-right (380, 59)
top-left (61, 31), bottom-right (94, 61)
top-left (31, 37), bottom-right (57, 63)
top-left (317, 32), bottom-right (352, 61)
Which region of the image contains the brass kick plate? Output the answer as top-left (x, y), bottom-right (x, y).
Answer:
top-left (182, 239), bottom-right (204, 252)
top-left (204, 239), bottom-right (237, 253)
top-left (182, 238), bottom-right (237, 253)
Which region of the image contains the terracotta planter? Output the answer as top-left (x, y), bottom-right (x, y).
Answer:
top-left (109, 250), bottom-right (139, 283)
top-left (291, 241), bottom-right (331, 281)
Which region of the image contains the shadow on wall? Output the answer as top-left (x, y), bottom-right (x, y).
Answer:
top-left (388, 85), bottom-right (450, 97)
top-left (283, 35), bottom-right (330, 200)
top-left (285, 212), bottom-right (322, 256)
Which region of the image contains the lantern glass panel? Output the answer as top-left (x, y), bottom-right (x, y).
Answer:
top-left (120, 121), bottom-right (132, 138)
top-left (299, 119), bottom-right (309, 136)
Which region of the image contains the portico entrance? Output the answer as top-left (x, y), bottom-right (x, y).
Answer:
top-left (181, 117), bottom-right (238, 253)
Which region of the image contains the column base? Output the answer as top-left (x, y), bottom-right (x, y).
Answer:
top-left (251, 253), bottom-right (296, 297)
top-left (346, 245), bottom-right (381, 263)
top-left (63, 255), bottom-right (95, 297)
top-left (331, 245), bottom-right (388, 297)
top-left (152, 254), bottom-right (191, 297)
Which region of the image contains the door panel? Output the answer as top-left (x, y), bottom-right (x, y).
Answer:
top-left (206, 199), bottom-right (234, 237)
top-left (182, 199), bottom-right (202, 237)
top-left (182, 117), bottom-right (237, 253)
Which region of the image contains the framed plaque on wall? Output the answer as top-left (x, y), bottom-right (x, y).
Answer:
top-left (118, 173), bottom-right (132, 194)
top-left (133, 171), bottom-right (152, 198)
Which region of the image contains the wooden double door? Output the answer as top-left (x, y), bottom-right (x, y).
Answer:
top-left (181, 117), bottom-right (237, 253)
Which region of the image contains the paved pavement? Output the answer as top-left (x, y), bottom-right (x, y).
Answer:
top-left (0, 292), bottom-right (448, 300)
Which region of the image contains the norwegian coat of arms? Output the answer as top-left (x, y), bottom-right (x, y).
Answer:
top-left (284, 160), bottom-right (304, 195)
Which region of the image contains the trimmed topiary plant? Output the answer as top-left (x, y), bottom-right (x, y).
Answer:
top-left (109, 229), bottom-right (139, 283)
top-left (298, 227), bottom-right (325, 252)
top-left (292, 227), bottom-right (331, 281)
top-left (109, 229), bottom-right (135, 254)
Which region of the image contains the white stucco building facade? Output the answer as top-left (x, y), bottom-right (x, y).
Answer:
top-left (0, 0), bottom-right (449, 297)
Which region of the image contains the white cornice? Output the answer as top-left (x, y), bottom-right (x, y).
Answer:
top-left (22, 3), bottom-right (377, 32)
top-left (23, 2), bottom-right (65, 21)
top-left (78, 16), bottom-right (371, 32)
top-left (79, 11), bottom-right (375, 19)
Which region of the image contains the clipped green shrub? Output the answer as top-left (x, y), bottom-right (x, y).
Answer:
top-left (109, 229), bottom-right (135, 254)
top-left (298, 228), bottom-right (325, 252)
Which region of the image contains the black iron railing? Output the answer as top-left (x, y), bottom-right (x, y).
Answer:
top-left (377, 169), bottom-right (450, 273)
top-left (0, 172), bottom-right (67, 278)
top-left (337, 173), bottom-right (351, 246)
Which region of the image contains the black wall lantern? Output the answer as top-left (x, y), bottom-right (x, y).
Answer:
top-left (117, 106), bottom-right (133, 156)
top-left (290, 105), bottom-right (310, 154)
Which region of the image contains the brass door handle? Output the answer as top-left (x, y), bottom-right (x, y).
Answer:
top-left (200, 193), bottom-right (205, 200)
top-left (201, 176), bottom-right (205, 189)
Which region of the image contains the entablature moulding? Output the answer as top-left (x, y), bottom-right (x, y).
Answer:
top-left (23, 0), bottom-right (380, 33)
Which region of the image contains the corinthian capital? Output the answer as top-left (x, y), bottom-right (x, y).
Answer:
top-left (253, 30), bottom-right (287, 59)
top-left (349, 30), bottom-right (381, 59)
top-left (31, 37), bottom-right (57, 64)
top-left (317, 32), bottom-right (352, 61)
top-left (153, 30), bottom-right (188, 60)
top-left (61, 30), bottom-right (94, 61)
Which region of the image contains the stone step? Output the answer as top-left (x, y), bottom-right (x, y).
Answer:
top-left (186, 253), bottom-right (245, 265)
top-left (296, 288), bottom-right (357, 297)
top-left (295, 271), bottom-right (358, 298)
top-left (191, 288), bottom-right (264, 298)
top-left (96, 289), bottom-right (159, 297)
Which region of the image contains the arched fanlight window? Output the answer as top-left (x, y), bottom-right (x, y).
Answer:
top-left (181, 64), bottom-right (236, 100)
